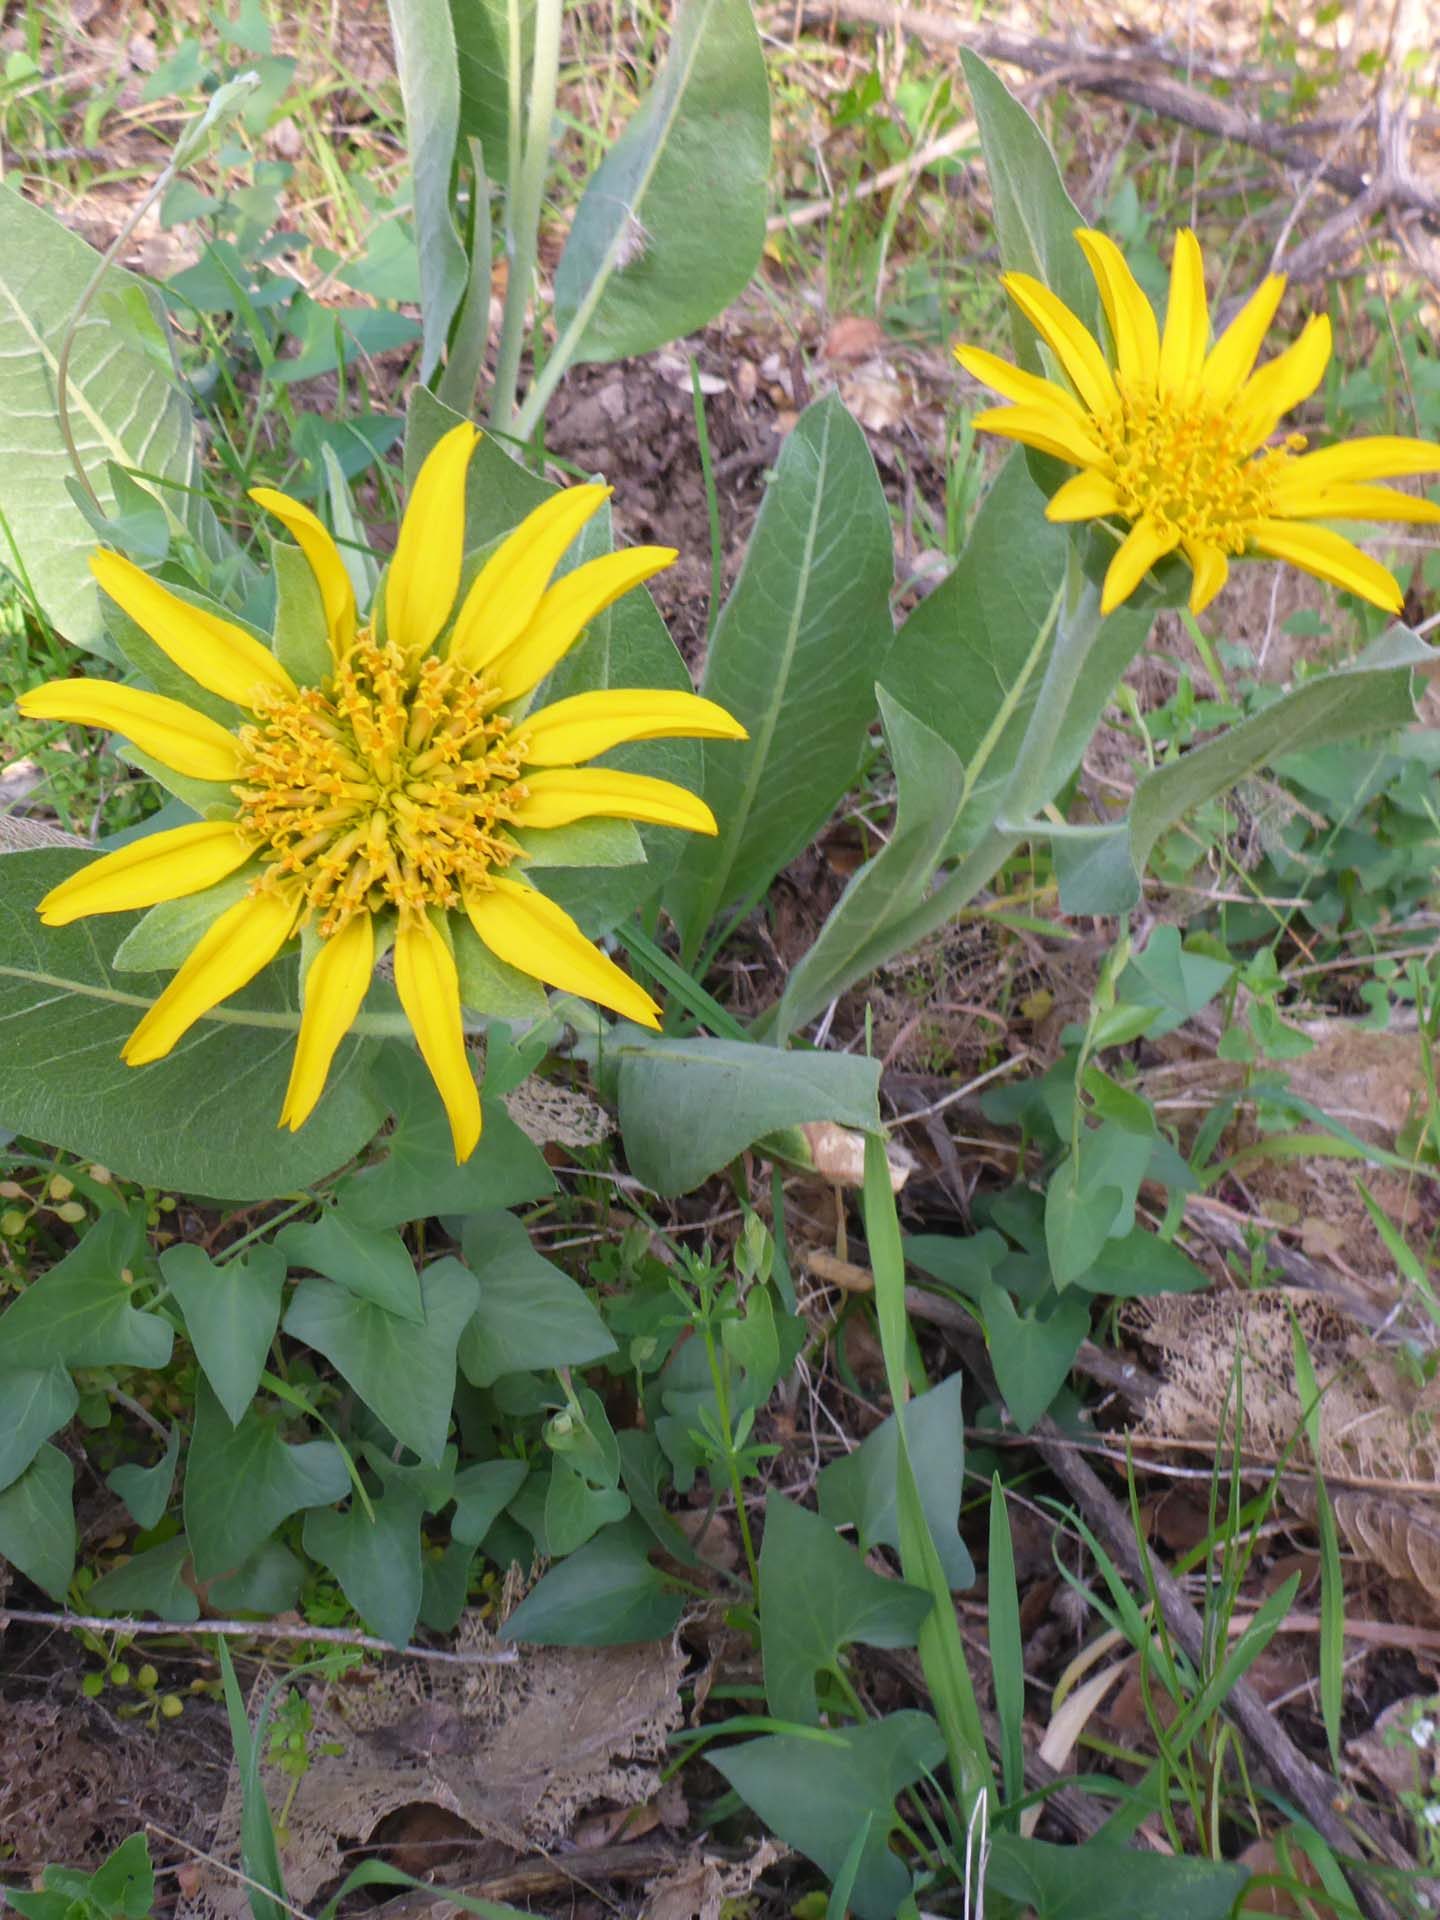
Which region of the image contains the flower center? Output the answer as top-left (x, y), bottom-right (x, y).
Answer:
top-left (1098, 383), bottom-right (1303, 553)
top-left (233, 635), bottom-right (528, 936)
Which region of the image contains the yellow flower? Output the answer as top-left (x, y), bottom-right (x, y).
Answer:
top-left (955, 227), bottom-right (1440, 617)
top-left (18, 424), bottom-right (746, 1161)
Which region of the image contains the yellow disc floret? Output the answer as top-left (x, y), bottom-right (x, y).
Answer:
top-left (233, 634), bottom-right (529, 936)
top-left (1098, 383), bottom-right (1303, 559)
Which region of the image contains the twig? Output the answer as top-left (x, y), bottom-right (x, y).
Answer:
top-left (0, 1607), bottom-right (519, 1666)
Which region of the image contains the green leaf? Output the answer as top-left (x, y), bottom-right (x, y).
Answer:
top-left (9, 1834), bottom-right (158, 1920)
top-left (1118, 927), bottom-right (1233, 1035)
top-left (0, 1443), bottom-right (75, 1601)
top-left (271, 535), bottom-right (332, 686)
top-left (406, 387), bottom-right (552, 552)
top-left (759, 1493), bottom-right (930, 1726)
top-left (1061, 630), bottom-right (1431, 912)
top-left (543, 1458), bottom-right (629, 1556)
top-left (668, 393), bottom-right (893, 950)
top-left (712, 1713), bottom-right (944, 1920)
top-left (107, 1421), bottom-right (180, 1529)
top-left (615, 1033), bottom-right (880, 1196)
top-left (0, 183), bottom-right (231, 659)
top-left (1067, 1226), bottom-right (1209, 1297)
top-left (500, 1517), bottom-right (684, 1646)
top-left (111, 867), bottom-right (256, 974)
top-left (161, 1243), bottom-right (285, 1427)
top-left (773, 691), bottom-right (965, 1041)
top-left (0, 849), bottom-right (386, 1200)
top-left (87, 1532), bottom-right (198, 1621)
top-left (451, 1457), bottom-right (528, 1545)
top-left (959, 54), bottom-right (1098, 377)
top-left (977, 1277), bottom-right (1089, 1433)
top-left (385, 0), bottom-right (468, 382)
top-left (818, 1374), bottom-right (974, 1590)
top-left (452, 920), bottom-right (550, 1022)
top-left (209, 1537), bottom-right (305, 1614)
top-left (337, 1044), bottom-right (553, 1231)
top-left (184, 1382), bottom-right (349, 1579)
top-left (552, 0), bottom-right (769, 364)
top-left (1046, 1121), bottom-right (1153, 1287)
top-left (450, 0), bottom-right (531, 186)
top-left (458, 1210), bottom-right (615, 1386)
top-left (304, 1455), bottom-right (452, 1647)
top-left (985, 1836), bottom-right (1248, 1920)
top-left (0, 1366), bottom-right (78, 1495)
top-left (283, 1259), bottom-right (479, 1466)
top-left (0, 1211), bottom-right (172, 1372)
top-left (279, 1210), bottom-right (423, 1321)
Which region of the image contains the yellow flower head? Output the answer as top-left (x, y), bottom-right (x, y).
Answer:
top-left (18, 425), bottom-right (746, 1161)
top-left (955, 228), bottom-right (1440, 617)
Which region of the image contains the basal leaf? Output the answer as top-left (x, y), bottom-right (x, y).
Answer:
top-left (758, 1493), bottom-right (931, 1726)
top-left (552, 0), bottom-right (769, 363)
top-left (667, 392), bottom-right (894, 952)
top-left (986, 1835), bottom-right (1248, 1920)
top-left (0, 850), bottom-right (386, 1200)
top-left (450, 0), bottom-right (532, 185)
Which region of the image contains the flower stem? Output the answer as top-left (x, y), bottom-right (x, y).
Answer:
top-left (489, 0), bottom-right (563, 436)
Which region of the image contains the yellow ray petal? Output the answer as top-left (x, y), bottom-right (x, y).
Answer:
top-left (465, 876), bottom-right (660, 1029)
top-left (515, 768), bottom-right (717, 835)
top-left (1185, 543), bottom-right (1229, 614)
top-left (1045, 469), bottom-right (1122, 523)
top-left (1269, 433), bottom-right (1440, 494)
top-left (1233, 314), bottom-right (1331, 450)
top-left (490, 547), bottom-right (677, 703)
top-left (249, 487), bottom-right (357, 656)
top-left (953, 344), bottom-right (1092, 424)
top-left (1201, 272), bottom-right (1286, 403)
top-left (1270, 481), bottom-right (1440, 525)
top-left (280, 912), bottom-right (375, 1131)
top-left (18, 679), bottom-right (243, 783)
top-left (971, 404), bottom-right (1106, 469)
top-left (446, 484), bottom-right (613, 673)
top-left (1248, 519), bottom-right (1404, 613)
top-left (393, 911), bottom-right (481, 1160)
top-left (90, 550), bottom-right (295, 711)
top-left (121, 886), bottom-right (298, 1066)
top-left (520, 688), bottom-right (747, 766)
top-left (1101, 515), bottom-right (1179, 614)
top-left (1000, 272), bottom-right (1118, 418)
top-left (385, 422), bottom-right (479, 663)
top-left (38, 822), bottom-right (253, 927)
top-left (1075, 229), bottom-right (1160, 390)
top-left (1159, 228), bottom-right (1208, 394)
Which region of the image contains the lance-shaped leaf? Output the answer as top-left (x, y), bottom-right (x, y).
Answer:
top-left (0, 184), bottom-right (230, 656)
top-left (450, 0), bottom-right (533, 185)
top-left (552, 0), bottom-right (769, 364)
top-left (1056, 627), bottom-right (1432, 913)
top-left (385, 0), bottom-right (468, 382)
top-left (667, 393), bottom-right (894, 952)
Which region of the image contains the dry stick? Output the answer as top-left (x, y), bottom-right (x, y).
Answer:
top-left (0, 1607), bottom-right (519, 1667)
top-left (1029, 1424), bottom-right (1411, 1920)
top-left (796, 1), bottom-right (1440, 234)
